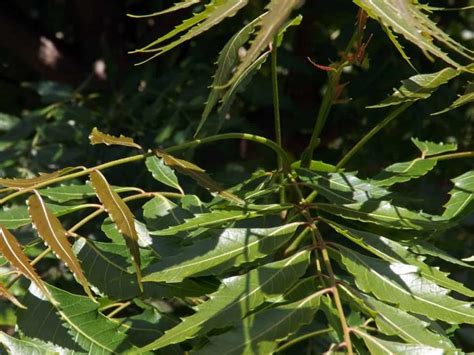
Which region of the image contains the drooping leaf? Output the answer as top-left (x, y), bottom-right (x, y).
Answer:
top-left (332, 245), bottom-right (474, 324)
top-left (196, 290), bottom-right (323, 355)
top-left (409, 241), bottom-right (474, 269)
top-left (227, 0), bottom-right (300, 86)
top-left (442, 170), bottom-right (474, 220)
top-left (297, 168), bottom-right (391, 204)
top-left (150, 204), bottom-right (287, 236)
top-left (0, 167), bottom-right (77, 189)
top-left (39, 183), bottom-right (136, 203)
top-left (371, 159), bottom-right (437, 187)
top-left (89, 170), bottom-right (142, 290)
top-left (360, 294), bottom-right (456, 350)
top-left (27, 192), bottom-right (95, 302)
top-left (368, 67), bottom-right (461, 108)
top-left (433, 82), bottom-right (474, 115)
top-left (411, 137), bottom-right (457, 158)
top-left (131, 0), bottom-right (249, 64)
top-left (145, 156), bottom-right (183, 194)
top-left (88, 127), bottom-right (142, 149)
top-left (315, 200), bottom-right (444, 230)
top-left (0, 225), bottom-right (53, 304)
top-left (143, 223), bottom-right (300, 282)
top-left (0, 331), bottom-right (73, 355)
top-left (137, 250), bottom-right (310, 352)
top-left (155, 150), bottom-right (244, 204)
top-left (354, 329), bottom-right (444, 355)
top-left (127, 0), bottom-right (200, 18)
top-left (328, 221), bottom-right (474, 297)
top-left (17, 283), bottom-right (136, 353)
top-left (353, 0), bottom-right (472, 69)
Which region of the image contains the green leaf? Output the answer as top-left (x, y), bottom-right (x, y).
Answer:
top-left (132, 0), bottom-right (249, 64)
top-left (433, 83), bottom-right (474, 115)
top-left (328, 222), bottom-right (474, 297)
top-left (127, 0), bottom-right (200, 18)
top-left (315, 200), bottom-right (443, 230)
top-left (39, 183), bottom-right (135, 203)
top-left (143, 223), bottom-right (300, 282)
top-left (136, 250), bottom-right (310, 352)
top-left (371, 159), bottom-right (437, 187)
top-left (0, 331), bottom-right (74, 355)
top-left (297, 168), bottom-right (390, 204)
top-left (155, 150), bottom-right (244, 204)
top-left (227, 0), bottom-right (300, 86)
top-left (409, 241), bottom-right (474, 269)
top-left (195, 291), bottom-right (323, 355)
top-left (354, 329), bottom-right (444, 355)
top-left (360, 294), bottom-right (456, 351)
top-left (332, 245), bottom-right (474, 324)
top-left (17, 283), bottom-right (136, 353)
top-left (90, 170), bottom-right (142, 290)
top-left (368, 67), bottom-right (461, 108)
top-left (89, 127), bottom-right (142, 149)
top-left (353, 1), bottom-right (472, 68)
top-left (442, 170), bottom-right (474, 220)
top-left (411, 137), bottom-right (457, 158)
top-left (145, 156), bottom-right (183, 194)
top-left (0, 167), bottom-right (77, 189)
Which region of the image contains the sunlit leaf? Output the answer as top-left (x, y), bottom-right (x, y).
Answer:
top-left (433, 83), bottom-right (474, 115)
top-left (137, 250), bottom-right (310, 351)
top-left (145, 156), bottom-right (183, 194)
top-left (411, 137), bottom-right (457, 158)
top-left (90, 170), bottom-right (142, 290)
top-left (0, 331), bottom-right (72, 354)
top-left (39, 183), bottom-right (136, 203)
top-left (28, 192), bottom-right (95, 301)
top-left (442, 170), bottom-right (474, 220)
top-left (89, 127), bottom-right (142, 149)
top-left (0, 167), bottom-right (77, 189)
top-left (127, 0), bottom-right (200, 18)
top-left (371, 159), bottom-right (437, 187)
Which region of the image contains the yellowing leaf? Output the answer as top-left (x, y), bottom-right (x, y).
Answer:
top-left (0, 283), bottom-right (26, 309)
top-left (89, 170), bottom-right (142, 291)
top-left (0, 168), bottom-right (78, 189)
top-left (156, 150), bottom-right (244, 204)
top-left (89, 127), bottom-right (142, 150)
top-left (27, 192), bottom-right (95, 302)
top-left (0, 225), bottom-right (53, 305)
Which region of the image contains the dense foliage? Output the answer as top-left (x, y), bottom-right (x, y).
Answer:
top-left (0, 0), bottom-right (473, 353)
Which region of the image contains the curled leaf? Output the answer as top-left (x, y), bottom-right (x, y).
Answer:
top-left (89, 170), bottom-right (142, 291)
top-left (27, 192), bottom-right (95, 302)
top-left (89, 127), bottom-right (142, 150)
top-left (0, 225), bottom-right (53, 305)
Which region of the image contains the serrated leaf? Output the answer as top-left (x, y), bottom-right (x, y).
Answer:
top-left (360, 294), bottom-right (456, 350)
top-left (353, 1), bottom-right (472, 69)
top-left (297, 168), bottom-right (391, 204)
top-left (89, 170), bottom-right (142, 290)
top-left (88, 127), bottom-right (142, 149)
top-left (0, 167), bottom-right (77, 189)
top-left (227, 0), bottom-right (300, 86)
top-left (433, 83), bottom-right (474, 115)
top-left (371, 159), bottom-right (437, 187)
top-left (143, 223), bottom-right (300, 282)
top-left (132, 0), bottom-right (249, 64)
top-left (28, 192), bottom-right (95, 302)
top-left (0, 331), bottom-right (73, 355)
top-left (328, 221), bottom-right (474, 297)
top-left (0, 225), bottom-right (53, 304)
top-left (411, 137), bottom-right (457, 158)
top-left (409, 241), bottom-right (474, 269)
top-left (354, 329), bottom-right (444, 355)
top-left (145, 156), bottom-right (183, 193)
top-left (127, 0), bottom-right (200, 18)
top-left (39, 184), bottom-right (136, 203)
top-left (137, 250), bottom-right (310, 352)
top-left (315, 200), bottom-right (443, 230)
top-left (17, 283), bottom-right (136, 353)
top-left (0, 282), bottom-right (26, 309)
top-left (332, 245), bottom-right (474, 324)
top-left (196, 291), bottom-right (322, 355)
top-left (442, 170), bottom-right (474, 220)
top-left (368, 67), bottom-right (461, 108)
top-left (156, 150), bottom-right (243, 204)
top-left (150, 204), bottom-right (287, 235)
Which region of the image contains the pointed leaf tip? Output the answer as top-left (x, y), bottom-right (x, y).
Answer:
top-left (89, 127), bottom-right (142, 150)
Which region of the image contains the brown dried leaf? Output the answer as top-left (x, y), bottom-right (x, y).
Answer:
top-left (89, 170), bottom-right (142, 290)
top-left (89, 127), bottom-right (142, 150)
top-left (0, 282), bottom-right (26, 309)
top-left (0, 225), bottom-right (53, 305)
top-left (155, 150), bottom-right (244, 204)
top-left (27, 192), bottom-right (96, 302)
top-left (0, 167), bottom-right (78, 189)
